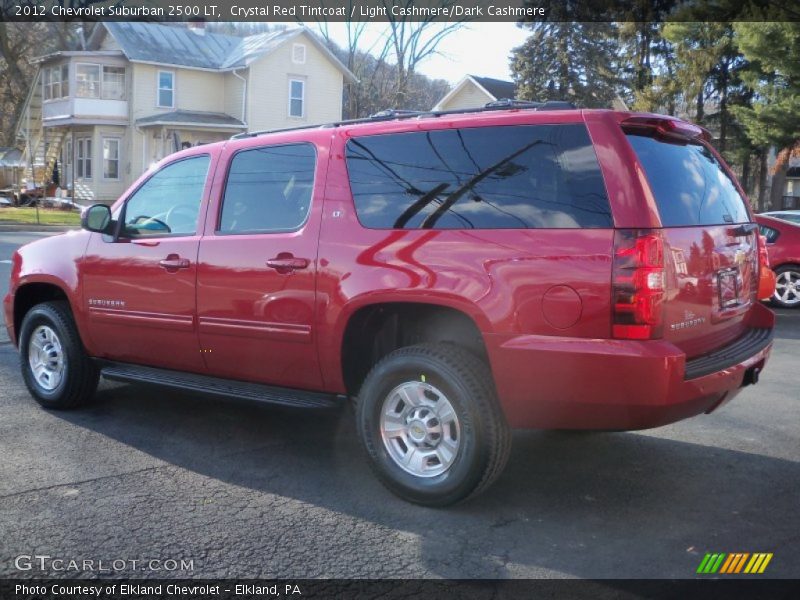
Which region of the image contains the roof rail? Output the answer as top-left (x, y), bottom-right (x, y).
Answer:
top-left (369, 109), bottom-right (425, 119)
top-left (231, 100), bottom-right (578, 140)
top-left (484, 98), bottom-right (577, 111)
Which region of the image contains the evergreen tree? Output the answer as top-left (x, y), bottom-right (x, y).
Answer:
top-left (733, 22), bottom-right (800, 211)
top-left (510, 22), bottom-right (620, 108)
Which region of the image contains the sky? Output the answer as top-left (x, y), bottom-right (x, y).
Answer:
top-left (315, 22), bottom-right (530, 85)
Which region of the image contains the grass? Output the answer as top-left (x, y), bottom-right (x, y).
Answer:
top-left (0, 206), bottom-right (80, 226)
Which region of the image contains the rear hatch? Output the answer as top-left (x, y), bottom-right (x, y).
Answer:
top-left (624, 122), bottom-right (758, 359)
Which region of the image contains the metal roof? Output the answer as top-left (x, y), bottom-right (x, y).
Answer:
top-left (104, 22), bottom-right (240, 70)
top-left (95, 24), bottom-right (356, 82)
top-left (136, 110), bottom-right (245, 129)
top-left (0, 147), bottom-right (24, 168)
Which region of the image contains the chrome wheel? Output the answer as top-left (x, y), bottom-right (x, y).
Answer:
top-left (27, 325), bottom-right (65, 391)
top-left (774, 269), bottom-right (800, 307)
top-left (380, 381), bottom-right (460, 478)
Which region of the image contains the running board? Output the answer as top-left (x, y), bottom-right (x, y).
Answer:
top-left (99, 362), bottom-right (342, 409)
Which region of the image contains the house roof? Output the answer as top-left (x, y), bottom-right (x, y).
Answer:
top-left (0, 147), bottom-right (24, 168)
top-left (100, 22), bottom-right (239, 70)
top-left (88, 23), bottom-right (357, 82)
top-left (135, 110), bottom-right (246, 129)
top-left (470, 76), bottom-right (516, 101)
top-left (433, 75), bottom-right (516, 110)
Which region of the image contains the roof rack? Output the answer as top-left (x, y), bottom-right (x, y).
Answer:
top-left (231, 99), bottom-right (577, 140)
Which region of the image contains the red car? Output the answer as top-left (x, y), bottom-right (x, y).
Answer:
top-left (756, 214), bottom-right (800, 308)
top-left (3, 105), bottom-right (775, 505)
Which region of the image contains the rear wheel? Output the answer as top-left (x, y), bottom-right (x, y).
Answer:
top-left (771, 265), bottom-right (800, 308)
top-left (19, 301), bottom-right (99, 409)
top-left (356, 343), bottom-right (511, 506)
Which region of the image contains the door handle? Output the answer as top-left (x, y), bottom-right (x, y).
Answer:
top-left (730, 223), bottom-right (758, 237)
top-left (159, 255), bottom-right (190, 270)
top-left (266, 255), bottom-right (309, 273)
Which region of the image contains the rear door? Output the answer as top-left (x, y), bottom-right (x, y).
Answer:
top-left (625, 131), bottom-right (758, 358)
top-left (196, 140), bottom-right (325, 390)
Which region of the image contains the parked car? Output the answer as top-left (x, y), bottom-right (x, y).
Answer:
top-left (4, 105), bottom-right (775, 506)
top-left (762, 210), bottom-right (800, 225)
top-left (756, 214), bottom-right (800, 308)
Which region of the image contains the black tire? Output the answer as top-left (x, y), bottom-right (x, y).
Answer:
top-left (18, 301), bottom-right (99, 409)
top-left (356, 343), bottom-right (511, 506)
top-left (770, 265), bottom-right (800, 309)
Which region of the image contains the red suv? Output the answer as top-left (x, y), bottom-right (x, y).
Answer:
top-left (3, 105), bottom-right (775, 505)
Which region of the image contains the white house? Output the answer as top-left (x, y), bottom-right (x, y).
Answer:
top-left (16, 22), bottom-right (356, 203)
top-left (433, 75), bottom-right (516, 111)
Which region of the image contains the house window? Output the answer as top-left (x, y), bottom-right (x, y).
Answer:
top-left (292, 43), bottom-right (306, 64)
top-left (42, 69), bottom-right (51, 100)
top-left (61, 64), bottom-right (69, 97)
top-left (102, 66), bottom-right (126, 100)
top-left (76, 137), bottom-right (92, 180)
top-left (103, 138), bottom-right (120, 180)
top-left (43, 65), bottom-right (69, 100)
top-left (76, 64), bottom-right (101, 98)
top-left (157, 71), bottom-right (174, 108)
top-left (289, 79), bottom-right (304, 118)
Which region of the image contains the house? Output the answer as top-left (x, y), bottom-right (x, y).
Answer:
top-left (433, 75), bottom-right (516, 111)
top-left (783, 165), bottom-right (800, 210)
top-left (0, 147), bottom-right (25, 189)
top-left (15, 22), bottom-right (356, 204)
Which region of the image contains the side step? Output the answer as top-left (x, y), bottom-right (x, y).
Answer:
top-left (99, 362), bottom-right (342, 409)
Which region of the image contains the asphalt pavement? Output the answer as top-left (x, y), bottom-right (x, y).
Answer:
top-left (0, 231), bottom-right (59, 343)
top-left (0, 232), bottom-right (798, 579)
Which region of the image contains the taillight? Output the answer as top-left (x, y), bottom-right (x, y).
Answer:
top-left (612, 229), bottom-right (665, 340)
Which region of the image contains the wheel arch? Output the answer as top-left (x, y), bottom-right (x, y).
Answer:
top-left (339, 300), bottom-right (492, 397)
top-left (13, 280), bottom-right (73, 347)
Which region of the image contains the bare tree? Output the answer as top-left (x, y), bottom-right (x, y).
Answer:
top-left (382, 0), bottom-right (467, 107)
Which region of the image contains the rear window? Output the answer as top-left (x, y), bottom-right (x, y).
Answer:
top-left (626, 134), bottom-right (750, 227)
top-left (345, 124), bottom-right (612, 229)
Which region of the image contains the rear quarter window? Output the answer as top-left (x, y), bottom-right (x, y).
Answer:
top-left (626, 134), bottom-right (750, 227)
top-left (345, 124), bottom-right (612, 229)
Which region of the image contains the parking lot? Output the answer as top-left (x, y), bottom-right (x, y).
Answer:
top-left (0, 231), bottom-right (798, 579)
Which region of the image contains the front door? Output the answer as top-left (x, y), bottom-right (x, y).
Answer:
top-left (82, 153), bottom-right (214, 372)
top-left (196, 141), bottom-right (325, 390)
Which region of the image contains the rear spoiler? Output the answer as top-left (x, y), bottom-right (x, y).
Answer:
top-left (621, 115), bottom-right (711, 143)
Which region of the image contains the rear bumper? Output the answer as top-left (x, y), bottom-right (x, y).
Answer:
top-left (485, 304), bottom-right (775, 430)
top-left (2, 291), bottom-right (14, 345)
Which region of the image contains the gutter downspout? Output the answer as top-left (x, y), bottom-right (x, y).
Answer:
top-left (232, 68), bottom-right (248, 129)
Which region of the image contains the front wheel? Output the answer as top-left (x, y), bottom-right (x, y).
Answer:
top-left (19, 301), bottom-right (99, 409)
top-left (356, 343), bottom-right (511, 506)
top-left (771, 265), bottom-right (800, 308)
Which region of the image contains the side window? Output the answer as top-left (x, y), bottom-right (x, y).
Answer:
top-left (218, 144), bottom-right (316, 234)
top-left (759, 225), bottom-right (780, 244)
top-left (345, 124), bottom-right (612, 229)
top-left (123, 155), bottom-right (210, 237)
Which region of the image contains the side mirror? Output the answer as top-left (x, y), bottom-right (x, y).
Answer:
top-left (81, 204), bottom-right (114, 235)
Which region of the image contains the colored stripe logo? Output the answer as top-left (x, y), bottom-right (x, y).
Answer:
top-left (697, 552), bottom-right (773, 574)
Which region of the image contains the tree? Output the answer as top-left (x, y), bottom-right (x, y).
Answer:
top-left (510, 22), bottom-right (620, 108)
top-left (382, 1), bottom-right (467, 108)
top-left (733, 22), bottom-right (800, 211)
top-left (0, 23), bottom-right (46, 147)
top-left (615, 0), bottom-right (678, 105)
